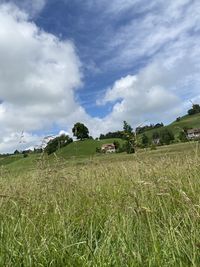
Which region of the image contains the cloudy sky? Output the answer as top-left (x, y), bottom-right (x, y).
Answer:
top-left (0, 0), bottom-right (200, 152)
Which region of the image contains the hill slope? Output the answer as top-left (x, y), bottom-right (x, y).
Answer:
top-left (57, 138), bottom-right (124, 158)
top-left (143, 113), bottom-right (200, 139)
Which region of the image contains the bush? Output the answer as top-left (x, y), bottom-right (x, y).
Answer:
top-left (96, 147), bottom-right (101, 153)
top-left (117, 144), bottom-right (126, 153)
top-left (178, 131), bottom-right (188, 142)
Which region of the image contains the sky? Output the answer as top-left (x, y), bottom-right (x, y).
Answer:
top-left (0, 0), bottom-right (200, 153)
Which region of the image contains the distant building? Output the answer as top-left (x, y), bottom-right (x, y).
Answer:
top-left (187, 128), bottom-right (200, 139)
top-left (101, 143), bottom-right (116, 153)
top-left (152, 138), bottom-right (160, 145)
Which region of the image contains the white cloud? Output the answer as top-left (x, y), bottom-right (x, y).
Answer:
top-left (84, 0), bottom-right (200, 75)
top-left (0, 131), bottom-right (42, 153)
top-left (0, 0), bottom-right (47, 17)
top-left (91, 0), bottom-right (200, 133)
top-left (0, 3), bottom-right (88, 153)
top-left (97, 65), bottom-right (182, 133)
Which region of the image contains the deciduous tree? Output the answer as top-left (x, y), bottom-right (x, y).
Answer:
top-left (72, 122), bottom-right (89, 140)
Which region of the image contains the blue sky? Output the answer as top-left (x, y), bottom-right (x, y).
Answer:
top-left (0, 0), bottom-right (200, 152)
top-left (35, 0), bottom-right (200, 116)
top-left (35, 0), bottom-right (140, 117)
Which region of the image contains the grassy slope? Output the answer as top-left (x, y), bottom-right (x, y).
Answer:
top-left (3, 141), bottom-right (199, 174)
top-left (56, 138), bottom-right (125, 158)
top-left (0, 143), bottom-right (200, 266)
top-left (0, 155), bottom-right (22, 166)
top-left (0, 138), bottom-right (125, 171)
top-left (143, 113), bottom-right (200, 139)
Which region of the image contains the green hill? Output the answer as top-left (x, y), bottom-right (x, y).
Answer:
top-left (1, 113), bottom-right (199, 167)
top-left (58, 114), bottom-right (200, 157)
top-left (57, 138), bottom-right (124, 158)
top-left (142, 113), bottom-right (200, 140)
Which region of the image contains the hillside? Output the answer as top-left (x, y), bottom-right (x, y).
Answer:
top-left (142, 113), bottom-right (200, 140)
top-left (0, 114), bottom-right (199, 166)
top-left (56, 138), bottom-right (125, 158)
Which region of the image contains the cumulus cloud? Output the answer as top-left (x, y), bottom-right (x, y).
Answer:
top-left (0, 3), bottom-right (87, 152)
top-left (96, 66), bottom-right (181, 133)
top-left (0, 131), bottom-right (42, 153)
top-left (92, 0), bottom-right (200, 132)
top-left (97, 50), bottom-right (200, 133)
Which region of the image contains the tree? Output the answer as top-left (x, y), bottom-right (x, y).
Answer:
top-left (152, 131), bottom-right (160, 140)
top-left (99, 131), bottom-right (124, 140)
top-left (45, 134), bottom-right (73, 155)
top-left (123, 121), bottom-right (133, 134)
top-left (72, 122), bottom-right (89, 140)
top-left (178, 131), bottom-right (188, 142)
top-left (141, 134), bottom-right (149, 147)
top-left (122, 121), bottom-right (135, 153)
top-left (14, 150), bottom-right (20, 155)
top-left (188, 104), bottom-right (200, 115)
top-left (125, 138), bottom-right (135, 154)
top-left (113, 140), bottom-right (120, 151)
top-left (160, 129), bottom-right (174, 145)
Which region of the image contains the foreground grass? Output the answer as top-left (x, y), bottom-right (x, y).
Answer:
top-left (0, 147), bottom-right (200, 266)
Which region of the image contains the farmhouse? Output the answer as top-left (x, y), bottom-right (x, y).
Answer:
top-left (187, 128), bottom-right (200, 139)
top-left (101, 143), bottom-right (116, 153)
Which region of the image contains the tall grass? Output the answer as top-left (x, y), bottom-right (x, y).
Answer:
top-left (0, 150), bottom-right (200, 266)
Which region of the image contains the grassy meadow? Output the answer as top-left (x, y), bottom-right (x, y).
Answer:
top-left (0, 142), bottom-right (200, 266)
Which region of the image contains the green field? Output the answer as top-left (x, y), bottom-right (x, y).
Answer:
top-left (0, 141), bottom-right (200, 266)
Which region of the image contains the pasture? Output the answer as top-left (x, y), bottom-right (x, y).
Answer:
top-left (0, 142), bottom-right (200, 266)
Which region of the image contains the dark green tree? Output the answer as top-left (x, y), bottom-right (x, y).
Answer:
top-left (178, 130), bottom-right (188, 142)
top-left (123, 121), bottom-right (133, 134)
top-left (152, 131), bottom-right (160, 140)
top-left (96, 147), bottom-right (101, 153)
top-left (188, 104), bottom-right (200, 115)
top-left (113, 140), bottom-right (120, 151)
top-left (125, 139), bottom-right (135, 154)
top-left (122, 121), bottom-right (135, 153)
top-left (45, 134), bottom-right (73, 155)
top-left (160, 129), bottom-right (174, 145)
top-left (141, 134), bottom-right (149, 147)
top-left (72, 122), bottom-right (89, 140)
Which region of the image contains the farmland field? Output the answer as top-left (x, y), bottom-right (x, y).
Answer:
top-left (0, 142), bottom-right (200, 266)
